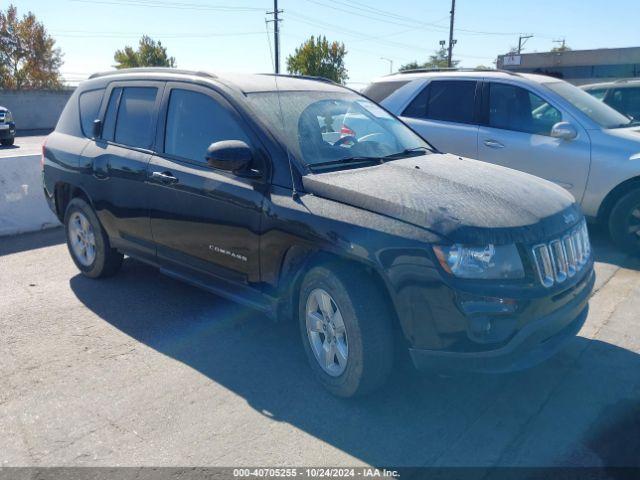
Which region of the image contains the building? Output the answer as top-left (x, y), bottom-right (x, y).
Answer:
top-left (496, 46), bottom-right (640, 85)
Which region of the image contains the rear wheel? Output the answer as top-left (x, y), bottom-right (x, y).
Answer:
top-left (298, 265), bottom-right (394, 397)
top-left (64, 197), bottom-right (123, 278)
top-left (609, 189), bottom-right (640, 255)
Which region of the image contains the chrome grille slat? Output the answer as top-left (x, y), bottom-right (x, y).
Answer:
top-left (532, 220), bottom-right (590, 288)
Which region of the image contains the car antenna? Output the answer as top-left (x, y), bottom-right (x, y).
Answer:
top-left (265, 20), bottom-right (299, 201)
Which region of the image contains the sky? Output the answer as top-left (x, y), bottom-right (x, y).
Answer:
top-left (10, 0), bottom-right (640, 88)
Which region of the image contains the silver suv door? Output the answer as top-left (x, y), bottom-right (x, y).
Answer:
top-left (400, 79), bottom-right (480, 159)
top-left (477, 81), bottom-right (591, 202)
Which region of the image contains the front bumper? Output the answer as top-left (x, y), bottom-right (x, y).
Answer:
top-left (0, 123), bottom-right (16, 139)
top-left (409, 268), bottom-right (594, 373)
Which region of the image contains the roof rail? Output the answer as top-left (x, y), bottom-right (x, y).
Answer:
top-left (88, 67), bottom-right (217, 80)
top-left (395, 67), bottom-right (522, 77)
top-left (259, 73), bottom-right (341, 85)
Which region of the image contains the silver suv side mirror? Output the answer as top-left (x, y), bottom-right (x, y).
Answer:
top-left (550, 122), bottom-right (577, 140)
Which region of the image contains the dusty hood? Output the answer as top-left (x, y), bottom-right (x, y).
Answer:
top-left (302, 153), bottom-right (580, 244)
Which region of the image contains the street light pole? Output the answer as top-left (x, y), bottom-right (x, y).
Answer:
top-left (380, 57), bottom-right (393, 74)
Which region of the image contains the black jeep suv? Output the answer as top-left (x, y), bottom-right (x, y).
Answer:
top-left (43, 69), bottom-right (595, 397)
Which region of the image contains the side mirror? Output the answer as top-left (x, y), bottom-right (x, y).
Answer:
top-left (550, 121), bottom-right (577, 140)
top-left (92, 119), bottom-right (102, 138)
top-left (205, 140), bottom-right (253, 172)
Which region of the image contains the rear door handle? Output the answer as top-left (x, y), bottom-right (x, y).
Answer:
top-left (151, 171), bottom-right (179, 184)
top-left (483, 139), bottom-right (505, 149)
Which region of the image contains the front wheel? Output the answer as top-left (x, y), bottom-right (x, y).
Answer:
top-left (298, 265), bottom-right (394, 397)
top-left (64, 197), bottom-right (123, 278)
top-left (609, 189), bottom-right (640, 255)
top-left (1, 138), bottom-right (14, 146)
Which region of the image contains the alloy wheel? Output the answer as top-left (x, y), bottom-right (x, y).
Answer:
top-left (68, 211), bottom-right (97, 267)
top-left (305, 288), bottom-right (349, 377)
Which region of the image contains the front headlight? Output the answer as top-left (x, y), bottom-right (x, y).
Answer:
top-left (5, 111), bottom-right (12, 122)
top-left (433, 243), bottom-right (524, 279)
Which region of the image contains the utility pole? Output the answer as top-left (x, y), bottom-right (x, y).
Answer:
top-left (447, 0), bottom-right (456, 67)
top-left (267, 0), bottom-right (283, 74)
top-left (553, 38), bottom-right (567, 51)
top-left (517, 34), bottom-right (533, 54)
top-left (380, 57), bottom-right (393, 74)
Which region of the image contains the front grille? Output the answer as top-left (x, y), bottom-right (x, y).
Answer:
top-left (532, 220), bottom-right (591, 288)
top-left (0, 112), bottom-right (5, 123)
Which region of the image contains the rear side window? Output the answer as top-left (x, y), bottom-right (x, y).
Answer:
top-left (164, 89), bottom-right (250, 164)
top-left (425, 80), bottom-right (477, 124)
top-left (78, 89), bottom-right (105, 137)
top-left (114, 87), bottom-right (158, 149)
top-left (488, 83), bottom-right (562, 136)
top-left (362, 80), bottom-right (409, 103)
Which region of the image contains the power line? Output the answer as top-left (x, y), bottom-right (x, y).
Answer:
top-left (69, 0), bottom-right (264, 12)
top-left (52, 30), bottom-right (265, 39)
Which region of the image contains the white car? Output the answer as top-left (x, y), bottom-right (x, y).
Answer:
top-left (365, 69), bottom-right (640, 253)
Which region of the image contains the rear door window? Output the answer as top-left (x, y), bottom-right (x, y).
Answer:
top-left (78, 89), bottom-right (105, 137)
top-left (113, 87), bottom-right (159, 149)
top-left (404, 80), bottom-right (477, 124)
top-left (164, 88), bottom-right (250, 164)
top-left (488, 83), bottom-right (562, 135)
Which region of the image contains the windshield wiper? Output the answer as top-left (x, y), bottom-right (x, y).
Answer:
top-left (308, 156), bottom-right (384, 170)
top-left (381, 146), bottom-right (431, 160)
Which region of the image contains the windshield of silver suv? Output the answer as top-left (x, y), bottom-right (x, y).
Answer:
top-left (246, 90), bottom-right (432, 169)
top-left (543, 81), bottom-right (635, 128)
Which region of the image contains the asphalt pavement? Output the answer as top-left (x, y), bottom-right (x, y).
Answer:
top-left (1, 226), bottom-right (639, 468)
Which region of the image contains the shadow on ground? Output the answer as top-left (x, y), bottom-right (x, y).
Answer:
top-left (0, 227), bottom-right (64, 256)
top-left (69, 255), bottom-right (640, 469)
top-left (588, 224), bottom-right (640, 270)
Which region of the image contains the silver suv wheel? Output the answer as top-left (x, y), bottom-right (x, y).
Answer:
top-left (305, 288), bottom-right (349, 377)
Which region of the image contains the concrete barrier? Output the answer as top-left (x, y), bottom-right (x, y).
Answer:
top-left (0, 153), bottom-right (60, 236)
top-left (0, 89), bottom-right (74, 131)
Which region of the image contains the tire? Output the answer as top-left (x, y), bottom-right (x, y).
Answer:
top-left (1, 138), bottom-right (14, 146)
top-left (64, 197), bottom-right (123, 278)
top-left (608, 189), bottom-right (640, 255)
top-left (298, 265), bottom-right (394, 397)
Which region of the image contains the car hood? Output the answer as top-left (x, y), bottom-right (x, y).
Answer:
top-left (302, 153), bottom-right (580, 244)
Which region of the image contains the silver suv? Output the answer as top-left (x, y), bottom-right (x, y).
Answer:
top-left (364, 69), bottom-right (640, 253)
top-left (582, 79), bottom-right (640, 121)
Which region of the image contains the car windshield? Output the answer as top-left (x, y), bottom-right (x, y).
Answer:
top-left (245, 90), bottom-right (432, 169)
top-left (544, 81), bottom-right (633, 129)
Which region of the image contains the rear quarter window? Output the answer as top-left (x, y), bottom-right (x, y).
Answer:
top-left (78, 88), bottom-right (105, 138)
top-left (362, 80), bottom-right (409, 103)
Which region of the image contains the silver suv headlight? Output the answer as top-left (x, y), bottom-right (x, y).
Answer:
top-left (5, 110), bottom-right (12, 122)
top-left (433, 243), bottom-right (524, 279)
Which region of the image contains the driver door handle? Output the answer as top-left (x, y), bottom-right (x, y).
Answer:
top-left (151, 171), bottom-right (179, 184)
top-left (484, 139), bottom-right (505, 149)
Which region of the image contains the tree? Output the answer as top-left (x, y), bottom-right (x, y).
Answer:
top-left (399, 46), bottom-right (459, 72)
top-left (0, 4), bottom-right (63, 89)
top-left (286, 35), bottom-right (348, 84)
top-left (114, 35), bottom-right (176, 69)
top-left (551, 42), bottom-right (571, 53)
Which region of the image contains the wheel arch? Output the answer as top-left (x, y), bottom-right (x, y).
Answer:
top-left (597, 176), bottom-right (640, 224)
top-left (276, 247), bottom-right (403, 336)
top-left (53, 182), bottom-right (93, 221)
